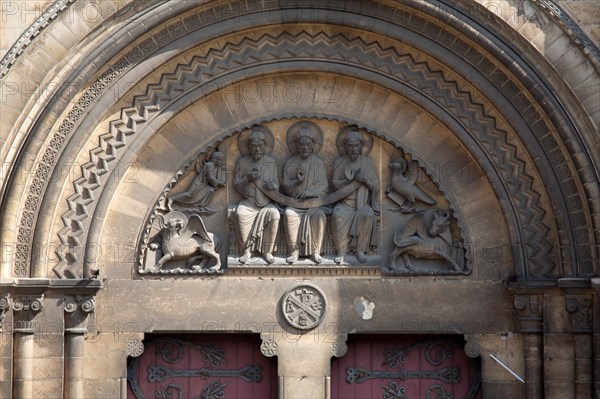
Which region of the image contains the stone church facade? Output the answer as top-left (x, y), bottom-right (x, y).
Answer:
top-left (1, 1), bottom-right (599, 398)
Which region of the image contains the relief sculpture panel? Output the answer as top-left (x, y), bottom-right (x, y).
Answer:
top-left (138, 119), bottom-right (468, 276)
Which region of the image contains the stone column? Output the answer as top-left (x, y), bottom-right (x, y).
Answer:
top-left (544, 294), bottom-right (575, 399)
top-left (13, 322), bottom-right (34, 398)
top-left (591, 278), bottom-right (600, 399)
top-left (63, 296), bottom-right (96, 399)
top-left (524, 334), bottom-right (543, 399)
top-left (0, 294), bottom-right (12, 399)
top-left (12, 295), bottom-right (43, 399)
top-left (563, 295), bottom-right (594, 399)
top-left (64, 332), bottom-right (85, 398)
top-left (513, 294), bottom-right (543, 399)
top-left (260, 332), bottom-right (347, 399)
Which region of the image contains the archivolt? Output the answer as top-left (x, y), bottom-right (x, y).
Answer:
top-left (6, 0), bottom-right (596, 280)
top-left (51, 31), bottom-right (552, 279)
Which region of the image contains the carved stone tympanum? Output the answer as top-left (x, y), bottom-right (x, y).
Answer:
top-left (138, 119), bottom-right (468, 276)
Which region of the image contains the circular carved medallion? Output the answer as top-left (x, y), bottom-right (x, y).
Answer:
top-left (281, 285), bottom-right (326, 330)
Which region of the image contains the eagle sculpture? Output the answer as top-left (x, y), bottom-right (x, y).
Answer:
top-left (386, 158), bottom-right (436, 211)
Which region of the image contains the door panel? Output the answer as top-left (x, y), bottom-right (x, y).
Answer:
top-left (331, 335), bottom-right (481, 399)
top-left (128, 334), bottom-right (277, 399)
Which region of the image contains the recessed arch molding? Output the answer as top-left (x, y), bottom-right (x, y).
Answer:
top-left (4, 0), bottom-right (597, 281)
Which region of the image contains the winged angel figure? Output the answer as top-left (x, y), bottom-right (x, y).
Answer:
top-left (147, 211), bottom-right (221, 272)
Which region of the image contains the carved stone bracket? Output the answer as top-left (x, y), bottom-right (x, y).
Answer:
top-left (565, 295), bottom-right (593, 333)
top-left (513, 295), bottom-right (543, 333)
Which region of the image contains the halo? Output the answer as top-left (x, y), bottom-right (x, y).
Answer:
top-left (286, 120), bottom-right (324, 155)
top-left (237, 125), bottom-right (274, 156)
top-left (163, 211), bottom-right (188, 230)
top-left (336, 125), bottom-right (373, 156)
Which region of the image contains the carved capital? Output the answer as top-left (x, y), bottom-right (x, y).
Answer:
top-left (12, 295), bottom-right (44, 333)
top-left (63, 295), bottom-right (95, 314)
top-left (513, 295), bottom-right (543, 333)
top-left (0, 293), bottom-right (10, 331)
top-left (13, 294), bottom-right (44, 313)
top-left (565, 295), bottom-right (593, 333)
top-left (63, 295), bottom-right (96, 331)
top-left (14, 319), bottom-right (36, 333)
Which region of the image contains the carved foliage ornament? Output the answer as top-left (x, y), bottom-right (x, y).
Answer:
top-left (138, 121), bottom-right (468, 276)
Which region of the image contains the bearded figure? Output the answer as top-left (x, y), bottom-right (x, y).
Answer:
top-left (331, 129), bottom-right (380, 264)
top-left (233, 127), bottom-right (280, 264)
top-left (281, 122), bottom-right (329, 264)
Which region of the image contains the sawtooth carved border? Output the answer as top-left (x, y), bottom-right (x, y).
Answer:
top-left (52, 31), bottom-right (552, 279)
top-left (2, 0), bottom-right (597, 80)
top-left (13, 0), bottom-right (594, 279)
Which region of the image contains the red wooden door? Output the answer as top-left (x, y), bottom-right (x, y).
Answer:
top-left (128, 334), bottom-right (277, 399)
top-left (331, 335), bottom-right (481, 399)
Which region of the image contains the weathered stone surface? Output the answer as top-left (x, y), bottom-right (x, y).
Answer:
top-left (0, 1), bottom-right (598, 398)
